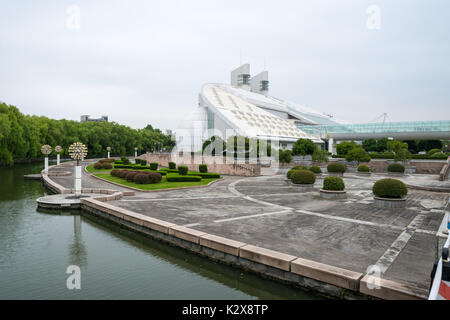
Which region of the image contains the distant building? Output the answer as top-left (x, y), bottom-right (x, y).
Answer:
top-left (80, 115), bottom-right (108, 123)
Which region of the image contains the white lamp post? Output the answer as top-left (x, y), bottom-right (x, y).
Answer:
top-left (41, 145), bottom-right (52, 174)
top-left (69, 142), bottom-right (88, 197)
top-left (134, 147), bottom-right (138, 158)
top-left (55, 145), bottom-right (62, 165)
top-left (107, 146), bottom-right (111, 159)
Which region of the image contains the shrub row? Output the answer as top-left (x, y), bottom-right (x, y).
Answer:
top-left (93, 161), bottom-right (113, 170)
top-left (387, 163), bottom-right (405, 173)
top-left (187, 172), bottom-right (221, 179)
top-left (135, 158), bottom-right (147, 165)
top-left (111, 169), bottom-right (162, 184)
top-left (178, 166), bottom-right (188, 175)
top-left (166, 173), bottom-right (202, 182)
top-left (150, 162), bottom-right (158, 170)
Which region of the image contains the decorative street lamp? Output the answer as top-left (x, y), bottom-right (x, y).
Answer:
top-left (55, 145), bottom-right (63, 165)
top-left (41, 145), bottom-right (52, 173)
top-left (69, 142), bottom-right (88, 197)
top-left (134, 147), bottom-right (138, 158)
top-left (107, 146), bottom-right (111, 159)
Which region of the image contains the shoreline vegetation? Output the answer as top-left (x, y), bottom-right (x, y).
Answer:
top-left (0, 102), bottom-right (174, 167)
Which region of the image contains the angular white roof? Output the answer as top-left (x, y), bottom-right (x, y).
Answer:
top-left (201, 84), bottom-right (323, 143)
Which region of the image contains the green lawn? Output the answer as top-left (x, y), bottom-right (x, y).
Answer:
top-left (94, 173), bottom-right (218, 190)
top-left (86, 164), bottom-right (113, 172)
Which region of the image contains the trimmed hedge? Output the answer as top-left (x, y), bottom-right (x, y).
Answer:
top-left (309, 166), bottom-right (322, 174)
top-left (323, 176), bottom-right (345, 191)
top-left (93, 161), bottom-right (112, 170)
top-left (168, 162), bottom-right (176, 169)
top-left (292, 165), bottom-right (308, 170)
top-left (357, 165), bottom-right (370, 172)
top-left (149, 162), bottom-right (158, 170)
top-left (178, 166), bottom-right (188, 175)
top-left (291, 170), bottom-right (316, 185)
top-left (372, 178), bottom-right (407, 198)
top-left (159, 168), bottom-right (179, 173)
top-left (187, 172), bottom-right (221, 179)
top-left (327, 163), bottom-right (346, 173)
top-left (166, 173), bottom-right (201, 182)
top-left (387, 163), bottom-right (405, 173)
top-left (135, 158), bottom-right (147, 165)
top-left (199, 164), bottom-right (208, 173)
top-left (110, 169), bottom-right (162, 184)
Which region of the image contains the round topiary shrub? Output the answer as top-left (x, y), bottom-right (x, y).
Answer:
top-left (287, 168), bottom-right (299, 179)
top-left (110, 169), bottom-right (120, 177)
top-left (323, 176), bottom-right (345, 191)
top-left (125, 171), bottom-right (139, 182)
top-left (168, 162), bottom-right (176, 169)
top-left (102, 163), bottom-right (112, 170)
top-left (93, 162), bottom-right (103, 170)
top-left (357, 165), bottom-right (370, 172)
top-left (178, 165), bottom-right (188, 175)
top-left (327, 163), bottom-right (346, 173)
top-left (117, 170), bottom-right (128, 178)
top-left (149, 162), bottom-right (158, 170)
top-left (309, 166), bottom-right (322, 174)
top-left (387, 163), bottom-right (405, 173)
top-left (372, 178), bottom-right (407, 198)
top-left (291, 169), bottom-right (316, 185)
top-left (199, 164), bottom-right (208, 173)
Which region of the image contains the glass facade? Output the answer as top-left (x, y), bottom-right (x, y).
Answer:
top-left (297, 120), bottom-right (450, 136)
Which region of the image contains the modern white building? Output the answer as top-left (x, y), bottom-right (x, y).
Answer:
top-left (176, 64), bottom-right (347, 152)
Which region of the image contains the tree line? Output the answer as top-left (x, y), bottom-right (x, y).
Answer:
top-left (0, 102), bottom-right (174, 166)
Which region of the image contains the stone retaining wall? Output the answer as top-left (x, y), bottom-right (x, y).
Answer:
top-left (41, 163), bottom-right (427, 300)
top-left (145, 153), bottom-right (261, 177)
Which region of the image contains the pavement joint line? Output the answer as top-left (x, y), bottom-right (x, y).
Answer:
top-left (228, 178), bottom-right (291, 210)
top-left (371, 212), bottom-right (428, 274)
top-left (295, 209), bottom-right (405, 231)
top-left (213, 209), bottom-right (293, 223)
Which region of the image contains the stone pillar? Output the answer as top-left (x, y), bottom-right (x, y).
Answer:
top-left (328, 138), bottom-right (335, 155)
top-left (57, 153), bottom-right (60, 165)
top-left (135, 151), bottom-right (137, 158)
top-left (44, 157), bottom-right (49, 173)
top-left (107, 151), bottom-right (110, 159)
top-left (75, 165), bottom-right (82, 197)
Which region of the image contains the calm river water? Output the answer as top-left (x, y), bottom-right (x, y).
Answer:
top-left (0, 163), bottom-right (318, 299)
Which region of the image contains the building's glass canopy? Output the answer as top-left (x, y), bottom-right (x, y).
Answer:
top-left (298, 120), bottom-right (450, 136)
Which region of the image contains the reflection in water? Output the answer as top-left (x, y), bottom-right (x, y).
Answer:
top-left (0, 163), bottom-right (320, 299)
top-left (69, 215), bottom-right (87, 268)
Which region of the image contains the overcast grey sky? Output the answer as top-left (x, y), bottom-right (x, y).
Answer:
top-left (1, 0), bottom-right (449, 131)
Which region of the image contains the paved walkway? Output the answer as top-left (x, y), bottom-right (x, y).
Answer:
top-left (48, 164), bottom-right (450, 298)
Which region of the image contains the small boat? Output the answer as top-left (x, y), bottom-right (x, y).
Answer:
top-left (429, 234), bottom-right (450, 300)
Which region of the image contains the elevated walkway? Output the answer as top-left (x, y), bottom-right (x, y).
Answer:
top-left (298, 120), bottom-right (450, 140)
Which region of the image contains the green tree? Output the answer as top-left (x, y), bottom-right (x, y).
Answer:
top-left (403, 140), bottom-right (418, 154)
top-left (376, 138), bottom-right (389, 152)
top-left (292, 138), bottom-right (316, 156)
top-left (362, 138), bottom-right (377, 152)
top-left (336, 141), bottom-right (357, 156)
top-left (279, 149), bottom-right (292, 164)
top-left (418, 140), bottom-right (443, 152)
top-left (345, 147), bottom-right (371, 163)
top-left (312, 148), bottom-right (329, 163)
